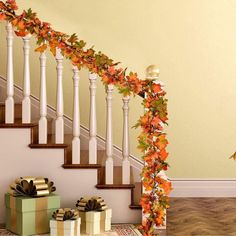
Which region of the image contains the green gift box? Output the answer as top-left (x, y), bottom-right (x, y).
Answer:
top-left (5, 193), bottom-right (60, 236)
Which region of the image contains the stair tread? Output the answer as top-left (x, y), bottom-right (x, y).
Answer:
top-left (129, 204), bottom-right (142, 209)
top-left (0, 121), bottom-right (38, 128)
top-left (96, 184), bottom-right (135, 189)
top-left (29, 143), bottom-right (68, 148)
top-left (63, 164), bottom-right (101, 169)
top-left (0, 102), bottom-right (21, 106)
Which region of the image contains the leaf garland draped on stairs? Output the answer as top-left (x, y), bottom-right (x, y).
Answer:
top-left (0, 0), bottom-right (172, 234)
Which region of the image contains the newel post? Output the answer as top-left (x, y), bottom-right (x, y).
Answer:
top-left (143, 65), bottom-right (167, 231)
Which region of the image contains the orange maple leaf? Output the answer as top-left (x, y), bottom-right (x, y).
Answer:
top-left (15, 30), bottom-right (27, 37)
top-left (17, 20), bottom-right (25, 30)
top-left (0, 13), bottom-right (6, 20)
top-left (152, 83), bottom-right (161, 93)
top-left (159, 149), bottom-right (168, 161)
top-left (35, 44), bottom-right (47, 53)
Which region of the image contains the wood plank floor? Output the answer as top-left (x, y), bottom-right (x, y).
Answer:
top-left (3, 198), bottom-right (236, 235)
top-left (161, 198), bottom-right (236, 236)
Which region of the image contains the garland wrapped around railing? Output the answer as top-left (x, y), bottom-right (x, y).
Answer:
top-left (0, 0), bottom-right (172, 234)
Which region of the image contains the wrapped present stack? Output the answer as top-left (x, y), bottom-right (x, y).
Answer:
top-left (5, 176), bottom-right (60, 236)
top-left (50, 208), bottom-right (81, 236)
top-left (76, 196), bottom-right (112, 235)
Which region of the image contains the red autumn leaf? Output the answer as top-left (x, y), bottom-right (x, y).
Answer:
top-left (35, 44), bottom-right (47, 53)
top-left (15, 30), bottom-right (27, 37)
top-left (0, 13), bottom-right (6, 20)
top-left (0, 2), bottom-right (6, 10)
top-left (108, 66), bottom-right (116, 75)
top-left (152, 83), bottom-right (161, 93)
top-left (6, 0), bottom-right (18, 10)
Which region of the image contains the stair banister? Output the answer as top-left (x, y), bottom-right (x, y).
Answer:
top-left (38, 51), bottom-right (47, 144)
top-left (22, 34), bottom-right (31, 123)
top-left (5, 21), bottom-right (14, 123)
top-left (122, 95), bottom-right (131, 184)
top-left (55, 48), bottom-right (64, 144)
top-left (105, 84), bottom-right (114, 184)
top-left (72, 65), bottom-right (80, 164)
top-left (88, 73), bottom-right (97, 164)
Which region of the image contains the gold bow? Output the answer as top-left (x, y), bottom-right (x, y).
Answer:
top-left (52, 208), bottom-right (79, 221)
top-left (76, 196), bottom-right (108, 212)
top-left (8, 176), bottom-right (56, 197)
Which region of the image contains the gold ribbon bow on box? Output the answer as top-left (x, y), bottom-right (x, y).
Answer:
top-left (8, 176), bottom-right (56, 197)
top-left (76, 196), bottom-right (108, 212)
top-left (52, 208), bottom-right (79, 221)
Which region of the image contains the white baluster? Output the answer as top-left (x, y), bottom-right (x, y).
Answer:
top-left (105, 84), bottom-right (114, 184)
top-left (72, 66), bottom-right (80, 164)
top-left (89, 73), bottom-right (97, 164)
top-left (55, 48), bottom-right (64, 144)
top-left (122, 96), bottom-right (131, 184)
top-left (5, 22), bottom-right (14, 123)
top-left (38, 52), bottom-right (47, 144)
top-left (22, 34), bottom-right (31, 123)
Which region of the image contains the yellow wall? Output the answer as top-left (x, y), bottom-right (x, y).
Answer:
top-left (0, 0), bottom-right (236, 178)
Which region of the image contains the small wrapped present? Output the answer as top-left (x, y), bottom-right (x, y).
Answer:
top-left (5, 176), bottom-right (60, 236)
top-left (50, 208), bottom-right (81, 236)
top-left (76, 196), bottom-right (112, 234)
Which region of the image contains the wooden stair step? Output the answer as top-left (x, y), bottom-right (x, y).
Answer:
top-left (29, 143), bottom-right (68, 148)
top-left (98, 166), bottom-right (134, 185)
top-left (0, 120), bottom-right (38, 128)
top-left (129, 204), bottom-right (142, 210)
top-left (62, 164), bottom-right (101, 169)
top-left (95, 184), bottom-right (135, 189)
top-left (0, 103), bottom-right (22, 122)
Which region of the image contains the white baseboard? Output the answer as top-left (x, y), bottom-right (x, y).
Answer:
top-left (171, 179), bottom-right (236, 197)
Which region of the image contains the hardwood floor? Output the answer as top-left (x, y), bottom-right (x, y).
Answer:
top-left (3, 198), bottom-right (236, 235)
top-left (164, 198), bottom-right (236, 236)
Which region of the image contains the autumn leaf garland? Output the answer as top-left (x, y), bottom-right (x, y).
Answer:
top-left (0, 1), bottom-right (172, 235)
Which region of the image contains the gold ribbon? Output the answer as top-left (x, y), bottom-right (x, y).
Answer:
top-left (76, 196), bottom-right (107, 212)
top-left (8, 176), bottom-right (56, 197)
top-left (52, 208), bottom-right (79, 221)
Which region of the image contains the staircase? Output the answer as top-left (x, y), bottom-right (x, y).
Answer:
top-left (0, 1), bottom-right (171, 232)
top-left (0, 19), bottom-right (144, 224)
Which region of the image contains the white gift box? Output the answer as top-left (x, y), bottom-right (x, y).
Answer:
top-left (79, 209), bottom-right (112, 234)
top-left (50, 218), bottom-right (81, 236)
top-left (86, 211), bottom-right (101, 235)
top-left (101, 208), bottom-right (112, 231)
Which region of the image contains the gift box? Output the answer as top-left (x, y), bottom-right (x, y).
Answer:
top-left (5, 176), bottom-right (59, 236)
top-left (50, 218), bottom-right (81, 236)
top-left (101, 208), bottom-right (112, 231)
top-left (80, 209), bottom-right (112, 234)
top-left (79, 209), bottom-right (112, 234)
top-left (77, 197), bottom-right (112, 235)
